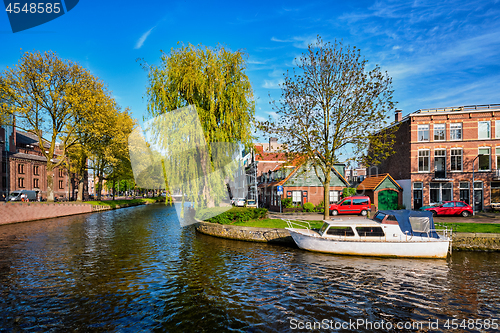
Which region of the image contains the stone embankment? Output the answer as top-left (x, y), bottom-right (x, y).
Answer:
top-left (195, 221), bottom-right (294, 245)
top-left (452, 233), bottom-right (500, 251)
top-left (1, 202), bottom-right (94, 225)
top-left (0, 200), bottom-right (158, 225)
top-left (196, 222), bottom-right (500, 251)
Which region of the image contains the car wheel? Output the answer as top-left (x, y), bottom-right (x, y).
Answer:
top-left (461, 211), bottom-right (470, 217)
top-left (360, 210), bottom-right (367, 216)
top-left (331, 210), bottom-right (338, 216)
top-left (432, 211), bottom-right (437, 217)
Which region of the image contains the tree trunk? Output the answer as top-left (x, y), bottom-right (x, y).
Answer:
top-left (323, 171), bottom-right (331, 220)
top-left (77, 178), bottom-right (84, 201)
top-left (47, 165), bottom-right (55, 202)
top-left (112, 179), bottom-right (115, 200)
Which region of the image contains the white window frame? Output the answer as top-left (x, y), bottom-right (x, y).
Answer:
top-left (496, 120), bottom-right (500, 139)
top-left (478, 147), bottom-right (491, 171)
top-left (292, 191), bottom-right (301, 205)
top-left (433, 123), bottom-right (445, 141)
top-left (478, 121), bottom-right (491, 140)
top-left (450, 123), bottom-right (462, 141)
top-left (417, 124), bottom-right (429, 142)
top-left (329, 190), bottom-right (339, 204)
top-left (418, 149), bottom-right (430, 172)
top-left (450, 148), bottom-right (463, 172)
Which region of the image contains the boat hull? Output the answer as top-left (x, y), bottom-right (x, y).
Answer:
top-left (287, 228), bottom-right (451, 259)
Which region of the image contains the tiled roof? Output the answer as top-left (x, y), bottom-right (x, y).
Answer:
top-left (254, 145), bottom-right (287, 161)
top-left (16, 131), bottom-right (51, 148)
top-left (357, 173), bottom-right (402, 191)
top-left (9, 152), bottom-right (47, 162)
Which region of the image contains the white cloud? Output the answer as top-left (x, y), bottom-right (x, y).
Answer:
top-left (135, 26), bottom-right (155, 49)
top-left (255, 115), bottom-right (266, 122)
top-left (262, 79), bottom-right (284, 89)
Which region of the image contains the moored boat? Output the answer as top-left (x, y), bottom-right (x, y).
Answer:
top-left (286, 210), bottom-right (451, 259)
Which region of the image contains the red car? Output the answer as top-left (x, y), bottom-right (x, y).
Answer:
top-left (329, 195), bottom-right (371, 216)
top-left (425, 201), bottom-right (473, 217)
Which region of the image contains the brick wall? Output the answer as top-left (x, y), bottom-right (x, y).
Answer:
top-left (374, 120), bottom-right (411, 179)
top-left (0, 202), bottom-right (93, 225)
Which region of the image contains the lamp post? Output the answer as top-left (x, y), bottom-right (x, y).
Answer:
top-left (472, 154), bottom-right (484, 216)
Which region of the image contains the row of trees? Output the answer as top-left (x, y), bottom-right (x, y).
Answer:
top-left (0, 51), bottom-right (135, 201)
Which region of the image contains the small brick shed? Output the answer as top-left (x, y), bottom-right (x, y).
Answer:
top-left (357, 173), bottom-right (402, 211)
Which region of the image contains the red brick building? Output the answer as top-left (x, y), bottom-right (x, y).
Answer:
top-left (1, 125), bottom-right (69, 201)
top-left (373, 104), bottom-right (500, 211)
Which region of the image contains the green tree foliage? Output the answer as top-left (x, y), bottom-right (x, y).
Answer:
top-left (343, 187), bottom-right (357, 198)
top-left (258, 37), bottom-right (397, 219)
top-left (142, 43), bottom-right (255, 208)
top-left (0, 51), bottom-right (118, 201)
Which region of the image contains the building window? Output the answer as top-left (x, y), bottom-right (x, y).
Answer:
top-left (18, 177), bottom-right (25, 188)
top-left (2, 162), bottom-right (5, 173)
top-left (33, 165), bottom-right (39, 176)
top-left (478, 121), bottom-right (490, 139)
top-left (459, 182), bottom-right (470, 204)
top-left (450, 149), bottom-right (463, 171)
top-left (430, 182), bottom-right (452, 203)
top-left (478, 148), bottom-right (490, 171)
top-left (33, 178), bottom-right (39, 188)
top-left (450, 123), bottom-right (462, 141)
top-left (292, 191), bottom-right (301, 205)
top-left (2, 176), bottom-right (6, 190)
top-left (18, 164), bottom-right (25, 174)
top-left (418, 150), bottom-right (430, 172)
top-left (329, 190), bottom-right (340, 204)
top-left (59, 169), bottom-right (64, 177)
top-left (492, 182), bottom-right (500, 204)
top-left (59, 180), bottom-right (64, 189)
top-left (496, 121), bottom-right (500, 139)
top-left (417, 125), bottom-right (429, 141)
top-left (434, 124), bottom-right (445, 141)
top-left (434, 149), bottom-right (446, 178)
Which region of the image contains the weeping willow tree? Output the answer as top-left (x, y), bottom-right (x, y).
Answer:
top-left (141, 43), bottom-right (255, 210)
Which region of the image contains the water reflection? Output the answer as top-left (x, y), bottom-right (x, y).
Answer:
top-left (0, 205), bottom-right (499, 332)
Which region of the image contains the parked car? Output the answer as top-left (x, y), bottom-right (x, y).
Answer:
top-left (329, 195), bottom-right (371, 216)
top-left (424, 201), bottom-right (473, 217)
top-left (418, 202), bottom-right (443, 211)
top-left (233, 198), bottom-right (246, 207)
top-left (8, 190), bottom-right (37, 202)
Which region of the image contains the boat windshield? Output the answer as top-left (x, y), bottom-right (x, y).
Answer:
top-left (319, 223), bottom-right (329, 235)
top-left (372, 212), bottom-right (386, 223)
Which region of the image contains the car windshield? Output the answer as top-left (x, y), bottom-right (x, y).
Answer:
top-left (9, 192), bottom-right (20, 197)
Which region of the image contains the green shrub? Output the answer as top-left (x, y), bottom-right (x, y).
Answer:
top-left (343, 187), bottom-right (357, 197)
top-left (303, 202), bottom-right (315, 212)
top-left (315, 201), bottom-right (325, 213)
top-left (205, 207), bottom-right (268, 224)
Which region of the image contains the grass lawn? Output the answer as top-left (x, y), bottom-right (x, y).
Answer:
top-left (435, 222), bottom-right (500, 234)
top-left (85, 197), bottom-right (163, 208)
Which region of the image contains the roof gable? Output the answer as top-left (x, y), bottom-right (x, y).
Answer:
top-left (357, 173), bottom-right (402, 191)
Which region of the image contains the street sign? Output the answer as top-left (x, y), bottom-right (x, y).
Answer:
top-left (277, 185), bottom-right (283, 195)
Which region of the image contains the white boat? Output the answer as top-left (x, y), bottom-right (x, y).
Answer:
top-left (286, 210), bottom-right (452, 259)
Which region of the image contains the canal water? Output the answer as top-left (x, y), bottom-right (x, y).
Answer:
top-left (0, 204), bottom-right (499, 332)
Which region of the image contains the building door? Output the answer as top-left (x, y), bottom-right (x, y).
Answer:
top-left (434, 150), bottom-right (446, 179)
top-left (413, 189), bottom-right (422, 209)
top-left (474, 182), bottom-right (483, 212)
top-left (378, 190), bottom-right (398, 210)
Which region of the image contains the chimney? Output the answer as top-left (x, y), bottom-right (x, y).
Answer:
top-left (269, 137), bottom-right (278, 151)
top-left (395, 110), bottom-right (402, 123)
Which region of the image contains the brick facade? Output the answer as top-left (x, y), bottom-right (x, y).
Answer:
top-left (373, 104), bottom-right (500, 211)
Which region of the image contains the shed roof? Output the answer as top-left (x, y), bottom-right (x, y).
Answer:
top-left (357, 173), bottom-right (402, 191)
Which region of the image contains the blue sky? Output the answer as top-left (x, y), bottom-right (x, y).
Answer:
top-left (2, 0), bottom-right (500, 138)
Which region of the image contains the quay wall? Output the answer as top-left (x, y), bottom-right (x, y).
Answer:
top-left (452, 232), bottom-right (500, 251)
top-left (0, 202), bottom-right (94, 225)
top-left (196, 222), bottom-right (500, 251)
top-left (195, 222), bottom-right (294, 245)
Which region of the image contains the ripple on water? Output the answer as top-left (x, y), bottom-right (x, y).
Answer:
top-left (0, 205), bottom-right (499, 332)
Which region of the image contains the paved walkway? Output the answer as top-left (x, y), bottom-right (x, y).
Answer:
top-left (269, 211), bottom-right (500, 224)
